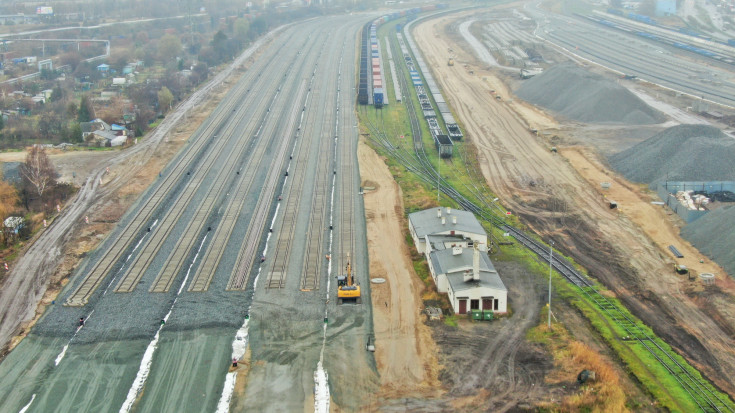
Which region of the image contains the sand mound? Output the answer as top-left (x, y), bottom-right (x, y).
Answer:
top-left (681, 205), bottom-right (735, 277)
top-left (515, 64), bottom-right (666, 124)
top-left (609, 124), bottom-right (735, 185)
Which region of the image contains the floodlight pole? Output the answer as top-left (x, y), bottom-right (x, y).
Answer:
top-left (548, 240), bottom-right (554, 328)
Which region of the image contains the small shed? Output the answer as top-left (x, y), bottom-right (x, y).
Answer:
top-left (96, 63), bottom-right (110, 72)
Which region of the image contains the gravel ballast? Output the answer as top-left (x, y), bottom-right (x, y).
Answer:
top-left (515, 63), bottom-right (666, 124)
top-left (609, 124), bottom-right (735, 185)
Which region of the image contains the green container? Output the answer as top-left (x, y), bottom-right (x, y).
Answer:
top-left (483, 310), bottom-right (494, 321)
top-left (471, 310), bottom-right (483, 321)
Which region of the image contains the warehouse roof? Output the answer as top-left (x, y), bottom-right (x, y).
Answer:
top-left (409, 207), bottom-right (485, 238)
top-left (429, 248), bottom-right (506, 292)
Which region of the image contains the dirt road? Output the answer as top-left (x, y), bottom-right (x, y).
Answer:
top-left (413, 13), bottom-right (735, 397)
top-left (358, 139), bottom-right (441, 399)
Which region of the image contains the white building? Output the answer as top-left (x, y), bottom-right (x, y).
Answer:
top-left (428, 245), bottom-right (507, 315)
top-left (409, 207), bottom-right (507, 316)
top-left (408, 207), bottom-right (487, 255)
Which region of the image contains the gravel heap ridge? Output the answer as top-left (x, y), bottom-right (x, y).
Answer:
top-left (609, 124), bottom-right (735, 185)
top-left (515, 63), bottom-right (666, 124)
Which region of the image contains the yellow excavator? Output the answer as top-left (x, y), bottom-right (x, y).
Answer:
top-left (337, 256), bottom-right (361, 304)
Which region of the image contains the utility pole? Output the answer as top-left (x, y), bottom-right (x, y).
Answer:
top-left (548, 240), bottom-right (554, 328)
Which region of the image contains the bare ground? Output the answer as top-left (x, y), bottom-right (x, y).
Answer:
top-left (414, 10), bottom-right (735, 401)
top-left (358, 138), bottom-right (442, 400)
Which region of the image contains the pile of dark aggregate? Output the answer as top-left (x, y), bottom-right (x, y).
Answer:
top-left (608, 123), bottom-right (735, 278)
top-left (682, 205), bottom-right (735, 278)
top-left (609, 124), bottom-right (735, 185)
top-left (515, 63), bottom-right (666, 124)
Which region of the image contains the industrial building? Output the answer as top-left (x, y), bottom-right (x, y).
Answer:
top-left (408, 207), bottom-right (507, 315)
top-left (408, 207), bottom-right (487, 255)
top-left (428, 245), bottom-right (507, 315)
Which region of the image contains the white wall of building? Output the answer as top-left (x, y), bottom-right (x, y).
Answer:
top-left (450, 286), bottom-right (507, 315)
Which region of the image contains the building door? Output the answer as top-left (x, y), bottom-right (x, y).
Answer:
top-left (482, 297), bottom-right (493, 310)
top-left (458, 299), bottom-right (467, 314)
top-left (470, 299), bottom-right (480, 310)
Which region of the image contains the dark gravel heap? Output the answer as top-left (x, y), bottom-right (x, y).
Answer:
top-left (681, 205), bottom-right (735, 277)
top-left (515, 63), bottom-right (666, 124)
top-left (609, 124), bottom-right (735, 185)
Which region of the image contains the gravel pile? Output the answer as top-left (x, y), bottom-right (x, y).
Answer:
top-left (515, 63), bottom-right (666, 124)
top-left (681, 205), bottom-right (735, 277)
top-left (609, 124), bottom-right (735, 185)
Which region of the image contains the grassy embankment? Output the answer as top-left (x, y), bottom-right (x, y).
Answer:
top-left (356, 17), bottom-right (735, 413)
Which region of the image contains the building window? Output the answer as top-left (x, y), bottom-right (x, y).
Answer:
top-left (470, 299), bottom-right (480, 310)
top-left (494, 299), bottom-right (499, 311)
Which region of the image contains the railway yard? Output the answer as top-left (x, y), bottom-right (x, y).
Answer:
top-left (1, 1), bottom-right (735, 412)
top-left (0, 14), bottom-right (375, 413)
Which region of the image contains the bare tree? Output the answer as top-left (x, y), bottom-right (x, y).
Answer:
top-left (20, 145), bottom-right (56, 199)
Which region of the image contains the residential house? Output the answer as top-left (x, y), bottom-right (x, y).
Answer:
top-left (81, 118), bottom-right (130, 147)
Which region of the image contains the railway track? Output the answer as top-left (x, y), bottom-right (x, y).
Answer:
top-left (113, 64), bottom-right (286, 294)
top-left (63, 56), bottom-right (270, 306)
top-left (265, 39), bottom-right (326, 290)
top-left (299, 44), bottom-right (345, 292)
top-left (190, 36), bottom-right (322, 293)
top-left (336, 41), bottom-right (356, 288)
top-left (544, 23), bottom-right (735, 106)
top-left (63, 37), bottom-right (299, 305)
top-left (226, 75), bottom-right (310, 290)
top-left (367, 23), bottom-right (735, 412)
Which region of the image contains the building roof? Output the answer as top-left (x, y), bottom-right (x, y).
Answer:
top-left (89, 130), bottom-right (117, 141)
top-left (409, 207), bottom-right (486, 239)
top-left (426, 234), bottom-right (469, 250)
top-left (80, 118), bottom-right (110, 133)
top-left (430, 248), bottom-right (506, 292)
